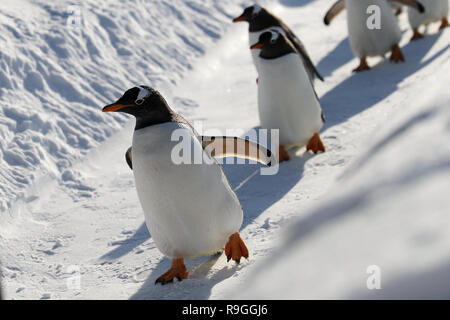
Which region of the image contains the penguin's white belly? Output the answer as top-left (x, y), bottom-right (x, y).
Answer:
top-left (257, 53), bottom-right (323, 147)
top-left (132, 122), bottom-right (243, 259)
top-left (249, 26), bottom-right (285, 73)
top-left (346, 0), bottom-right (401, 57)
top-left (408, 0), bottom-right (448, 28)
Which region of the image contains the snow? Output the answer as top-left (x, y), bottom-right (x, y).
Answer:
top-left (1, 0), bottom-right (449, 299)
top-left (237, 75), bottom-right (450, 300)
top-left (0, 0), bottom-right (242, 212)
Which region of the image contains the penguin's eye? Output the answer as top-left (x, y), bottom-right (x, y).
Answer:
top-left (135, 98), bottom-right (145, 105)
top-left (270, 39), bottom-right (276, 44)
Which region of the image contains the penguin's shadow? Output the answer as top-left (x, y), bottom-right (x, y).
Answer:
top-left (100, 223), bottom-right (150, 261)
top-left (224, 147), bottom-right (308, 231)
top-left (316, 28), bottom-right (410, 78)
top-left (319, 32), bottom-right (448, 129)
top-left (315, 37), bottom-right (354, 78)
top-left (129, 131), bottom-right (308, 299)
top-left (130, 253), bottom-right (240, 300)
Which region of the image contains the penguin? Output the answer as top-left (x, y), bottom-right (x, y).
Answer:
top-left (323, 0), bottom-right (425, 72)
top-left (233, 4), bottom-right (324, 82)
top-left (251, 30), bottom-right (325, 162)
top-left (407, 0), bottom-right (448, 40)
top-left (103, 86), bottom-right (273, 284)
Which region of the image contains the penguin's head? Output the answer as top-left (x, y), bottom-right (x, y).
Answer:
top-left (233, 5), bottom-right (277, 31)
top-left (232, 5), bottom-right (262, 22)
top-left (250, 29), bottom-right (294, 59)
top-left (102, 86), bottom-right (174, 129)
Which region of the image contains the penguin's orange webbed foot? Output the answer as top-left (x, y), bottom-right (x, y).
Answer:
top-left (352, 57), bottom-right (370, 72)
top-left (439, 17), bottom-right (449, 30)
top-left (306, 133), bottom-right (325, 154)
top-left (278, 145), bottom-right (291, 163)
top-left (411, 29), bottom-right (424, 41)
top-left (155, 258), bottom-right (188, 285)
top-left (390, 44), bottom-right (405, 63)
top-left (225, 232), bottom-right (249, 264)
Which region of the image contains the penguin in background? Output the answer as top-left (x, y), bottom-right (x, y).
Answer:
top-left (102, 86), bottom-right (273, 284)
top-left (323, 0), bottom-right (425, 72)
top-left (251, 30), bottom-right (326, 162)
top-left (407, 0), bottom-right (448, 40)
top-left (233, 4), bottom-right (324, 83)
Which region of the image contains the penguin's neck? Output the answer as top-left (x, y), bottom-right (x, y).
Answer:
top-left (135, 114), bottom-right (171, 130)
top-left (134, 99), bottom-right (176, 131)
top-left (249, 13), bottom-right (280, 32)
top-left (259, 42), bottom-right (295, 60)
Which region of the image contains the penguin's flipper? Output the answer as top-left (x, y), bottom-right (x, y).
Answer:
top-left (323, 0), bottom-right (346, 26)
top-left (388, 0), bottom-right (425, 13)
top-left (125, 147), bottom-right (133, 170)
top-left (201, 136), bottom-right (273, 166)
top-left (282, 25), bottom-right (324, 82)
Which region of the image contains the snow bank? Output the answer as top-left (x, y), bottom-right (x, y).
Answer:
top-left (0, 0), bottom-right (244, 212)
top-left (237, 71), bottom-right (450, 299)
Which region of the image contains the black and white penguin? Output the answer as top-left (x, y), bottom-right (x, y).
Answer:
top-left (251, 30), bottom-right (325, 162)
top-left (103, 86), bottom-right (273, 284)
top-left (407, 0), bottom-right (448, 40)
top-left (324, 0), bottom-right (425, 72)
top-left (233, 4), bottom-right (323, 82)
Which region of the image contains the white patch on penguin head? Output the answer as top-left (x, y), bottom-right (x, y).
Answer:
top-left (269, 29), bottom-right (280, 43)
top-left (135, 86), bottom-right (152, 105)
top-left (252, 5), bottom-right (262, 17)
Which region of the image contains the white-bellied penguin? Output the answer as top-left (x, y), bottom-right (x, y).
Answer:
top-left (324, 0), bottom-right (425, 72)
top-left (102, 86), bottom-right (273, 284)
top-left (407, 0), bottom-right (448, 40)
top-left (251, 30), bottom-right (326, 162)
top-left (233, 4), bottom-right (323, 83)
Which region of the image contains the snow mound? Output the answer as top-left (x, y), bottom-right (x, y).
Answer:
top-left (0, 0), bottom-right (242, 212)
top-left (237, 73), bottom-right (450, 299)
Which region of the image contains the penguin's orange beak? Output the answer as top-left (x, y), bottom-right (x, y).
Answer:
top-left (250, 43), bottom-right (264, 50)
top-left (233, 15), bottom-right (247, 23)
top-left (102, 104), bottom-right (133, 112)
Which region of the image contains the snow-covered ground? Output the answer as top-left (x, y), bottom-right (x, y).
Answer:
top-left (1, 0), bottom-right (449, 299)
top-left (0, 0), bottom-right (242, 212)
